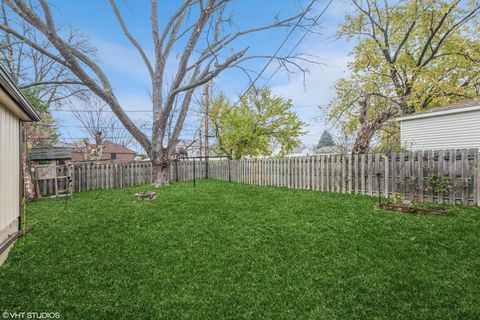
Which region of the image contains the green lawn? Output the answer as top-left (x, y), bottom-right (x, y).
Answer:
top-left (1, 180), bottom-right (479, 319)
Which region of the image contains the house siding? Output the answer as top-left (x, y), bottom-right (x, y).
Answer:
top-left (0, 102), bottom-right (20, 252)
top-left (400, 109), bottom-right (480, 151)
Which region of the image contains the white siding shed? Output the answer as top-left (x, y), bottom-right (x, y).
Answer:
top-left (0, 66), bottom-right (40, 265)
top-left (398, 100), bottom-right (480, 151)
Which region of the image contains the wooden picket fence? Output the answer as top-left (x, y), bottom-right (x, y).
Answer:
top-left (35, 160), bottom-right (207, 197)
top-left (208, 149), bottom-right (480, 206)
top-left (35, 148), bottom-right (480, 206)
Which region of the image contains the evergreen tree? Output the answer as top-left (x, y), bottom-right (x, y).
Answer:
top-left (316, 130), bottom-right (335, 149)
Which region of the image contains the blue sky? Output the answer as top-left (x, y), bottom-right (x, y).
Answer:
top-left (49, 0), bottom-right (355, 151)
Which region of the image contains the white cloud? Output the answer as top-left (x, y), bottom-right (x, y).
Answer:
top-left (270, 49), bottom-right (351, 146)
top-left (92, 39), bottom-right (151, 80)
top-left (271, 52), bottom-right (350, 105)
top-left (269, 0), bottom-right (355, 147)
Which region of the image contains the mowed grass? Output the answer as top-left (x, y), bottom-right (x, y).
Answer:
top-left (1, 180), bottom-right (480, 319)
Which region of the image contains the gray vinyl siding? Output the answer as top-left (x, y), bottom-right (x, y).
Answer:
top-left (400, 109), bottom-right (480, 151)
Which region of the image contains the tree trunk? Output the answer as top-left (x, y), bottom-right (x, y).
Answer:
top-left (23, 155), bottom-right (36, 200)
top-left (153, 163), bottom-right (170, 186)
top-left (352, 128), bottom-right (375, 154)
top-left (352, 95), bottom-right (398, 154)
top-left (151, 149), bottom-right (171, 187)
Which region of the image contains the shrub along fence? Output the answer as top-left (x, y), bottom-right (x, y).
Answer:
top-left (35, 148), bottom-right (480, 206)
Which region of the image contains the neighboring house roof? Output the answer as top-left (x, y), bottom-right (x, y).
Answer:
top-left (290, 145), bottom-right (308, 154)
top-left (102, 141), bottom-right (136, 154)
top-left (397, 98), bottom-right (480, 121)
top-left (313, 146), bottom-right (337, 154)
top-left (0, 65), bottom-right (41, 121)
top-left (72, 140), bottom-right (136, 155)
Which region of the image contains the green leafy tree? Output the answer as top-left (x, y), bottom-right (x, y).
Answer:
top-left (21, 90), bottom-right (58, 199)
top-left (210, 89), bottom-right (305, 159)
top-left (328, 0), bottom-right (480, 153)
top-left (316, 130), bottom-right (335, 149)
top-left (23, 90), bottom-right (58, 149)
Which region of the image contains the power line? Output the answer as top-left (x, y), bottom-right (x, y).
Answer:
top-left (53, 109), bottom-right (151, 113)
top-left (32, 132), bottom-right (200, 141)
top-left (50, 104), bottom-right (319, 115)
top-left (260, 0), bottom-right (334, 90)
top-left (228, 0), bottom-right (334, 111)
top-left (33, 124), bottom-right (151, 130)
top-left (52, 108), bottom-right (201, 115)
top-left (32, 123), bottom-right (201, 133)
top-left (229, 0), bottom-right (319, 109)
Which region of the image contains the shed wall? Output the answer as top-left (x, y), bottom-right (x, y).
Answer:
top-left (0, 102), bottom-right (20, 242)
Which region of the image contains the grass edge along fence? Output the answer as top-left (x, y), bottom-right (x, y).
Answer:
top-left (36, 148), bottom-right (480, 206)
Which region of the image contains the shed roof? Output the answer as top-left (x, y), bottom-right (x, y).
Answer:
top-left (397, 98), bottom-right (480, 121)
top-left (29, 147), bottom-right (72, 161)
top-left (0, 65), bottom-right (41, 121)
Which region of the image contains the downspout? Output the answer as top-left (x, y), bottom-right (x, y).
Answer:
top-left (18, 121), bottom-right (25, 231)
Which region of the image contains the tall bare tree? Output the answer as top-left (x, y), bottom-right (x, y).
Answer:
top-left (0, 0), bottom-right (318, 185)
top-left (71, 99), bottom-right (111, 148)
top-left (71, 96), bottom-right (146, 151)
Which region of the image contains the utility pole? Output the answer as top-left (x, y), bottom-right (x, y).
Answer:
top-left (204, 82), bottom-right (210, 179)
top-left (199, 128), bottom-right (203, 158)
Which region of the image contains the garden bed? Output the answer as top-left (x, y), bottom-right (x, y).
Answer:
top-left (377, 203), bottom-right (448, 215)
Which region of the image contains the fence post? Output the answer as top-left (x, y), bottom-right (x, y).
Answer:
top-left (438, 150), bottom-right (445, 203)
top-left (418, 151), bottom-right (424, 203)
top-left (475, 149), bottom-right (480, 206)
top-left (114, 164), bottom-right (118, 188)
top-left (384, 155), bottom-right (389, 198)
top-left (367, 154), bottom-right (373, 196)
top-left (68, 164), bottom-right (74, 198)
top-left (175, 159), bottom-right (179, 182)
top-left (228, 157), bottom-right (231, 183)
top-left (193, 160), bottom-right (196, 187)
top-left (86, 163), bottom-right (91, 190)
top-left (461, 149), bottom-right (468, 206)
top-left (205, 156), bottom-right (209, 179)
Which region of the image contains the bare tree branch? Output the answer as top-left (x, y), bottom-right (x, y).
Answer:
top-left (109, 0), bottom-right (154, 79)
top-left (19, 79), bottom-right (86, 89)
top-left (1, 0), bottom-right (319, 185)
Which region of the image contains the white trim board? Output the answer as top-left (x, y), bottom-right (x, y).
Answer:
top-left (397, 105), bottom-right (480, 121)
